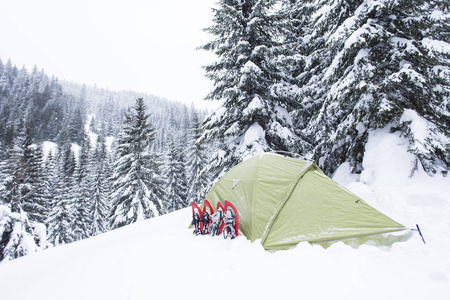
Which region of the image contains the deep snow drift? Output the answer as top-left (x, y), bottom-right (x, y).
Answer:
top-left (0, 128), bottom-right (449, 300)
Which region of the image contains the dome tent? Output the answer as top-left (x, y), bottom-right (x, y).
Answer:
top-left (204, 153), bottom-right (407, 250)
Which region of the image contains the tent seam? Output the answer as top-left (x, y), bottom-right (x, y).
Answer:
top-left (251, 153), bottom-right (263, 241)
top-left (260, 161), bottom-right (315, 246)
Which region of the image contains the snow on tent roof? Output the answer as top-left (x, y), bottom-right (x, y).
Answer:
top-left (204, 153), bottom-right (406, 250)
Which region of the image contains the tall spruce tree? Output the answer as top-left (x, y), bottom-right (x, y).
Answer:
top-left (164, 141), bottom-right (188, 212)
top-left (1, 124), bottom-right (46, 219)
top-left (72, 136), bottom-right (92, 240)
top-left (46, 141), bottom-right (76, 245)
top-left (21, 143), bottom-right (47, 223)
top-left (110, 98), bottom-right (166, 229)
top-left (185, 113), bottom-right (210, 204)
top-left (200, 0), bottom-right (304, 179)
top-left (0, 142), bottom-right (7, 197)
top-left (90, 134), bottom-right (111, 236)
top-left (2, 134), bottom-right (27, 211)
top-left (42, 151), bottom-right (57, 226)
top-left (275, 0), bottom-right (327, 130)
top-left (282, 0), bottom-right (450, 176)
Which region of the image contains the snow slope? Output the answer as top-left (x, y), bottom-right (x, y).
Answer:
top-left (1, 129), bottom-right (449, 300)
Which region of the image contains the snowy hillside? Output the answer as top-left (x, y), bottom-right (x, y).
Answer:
top-left (1, 129), bottom-right (449, 300)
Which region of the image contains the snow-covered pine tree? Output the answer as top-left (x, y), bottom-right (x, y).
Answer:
top-left (8, 67), bottom-right (30, 131)
top-left (24, 66), bottom-right (51, 142)
top-left (42, 151), bottom-right (57, 226)
top-left (71, 135), bottom-right (92, 240)
top-left (89, 134), bottom-right (111, 236)
top-left (0, 204), bottom-right (46, 262)
top-left (46, 141), bottom-right (76, 245)
top-left (1, 134), bottom-right (27, 211)
top-left (21, 142), bottom-right (47, 224)
top-left (284, 0), bottom-right (449, 176)
top-left (0, 142), bottom-right (7, 197)
top-left (110, 98), bottom-right (166, 229)
top-left (185, 113), bottom-right (210, 204)
top-left (164, 141), bottom-right (189, 212)
top-left (41, 78), bottom-right (65, 142)
top-left (200, 0), bottom-right (304, 179)
top-left (0, 61), bottom-right (18, 140)
top-left (274, 0), bottom-right (328, 131)
top-left (68, 107), bottom-right (86, 145)
top-left (1, 124), bottom-right (47, 220)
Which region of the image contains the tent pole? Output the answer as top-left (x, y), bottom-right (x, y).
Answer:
top-left (414, 224), bottom-right (426, 244)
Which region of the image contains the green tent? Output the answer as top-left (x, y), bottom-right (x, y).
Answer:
top-left (204, 153), bottom-right (406, 250)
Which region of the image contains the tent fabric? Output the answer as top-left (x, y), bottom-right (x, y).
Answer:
top-left (204, 153), bottom-right (406, 250)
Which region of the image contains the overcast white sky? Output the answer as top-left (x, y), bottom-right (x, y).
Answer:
top-left (0, 0), bottom-right (217, 108)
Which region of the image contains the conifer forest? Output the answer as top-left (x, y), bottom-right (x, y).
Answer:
top-left (1, 0), bottom-right (449, 261)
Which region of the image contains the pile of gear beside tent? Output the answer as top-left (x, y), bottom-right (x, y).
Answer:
top-left (191, 153), bottom-right (417, 250)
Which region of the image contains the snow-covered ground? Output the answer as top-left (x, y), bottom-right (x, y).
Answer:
top-left (1, 128), bottom-right (449, 299)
